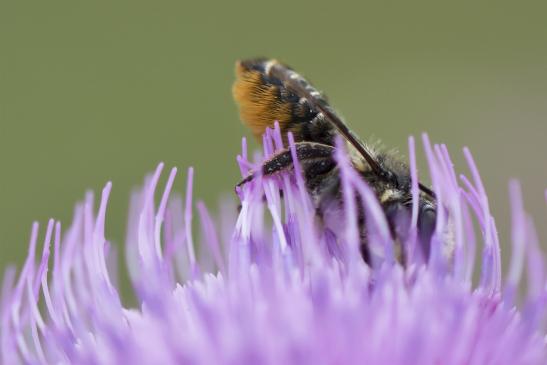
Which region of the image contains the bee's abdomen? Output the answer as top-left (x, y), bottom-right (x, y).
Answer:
top-left (233, 58), bottom-right (335, 146)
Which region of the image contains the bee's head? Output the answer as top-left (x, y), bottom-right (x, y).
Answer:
top-left (365, 151), bottom-right (437, 260)
top-left (380, 176), bottom-right (437, 261)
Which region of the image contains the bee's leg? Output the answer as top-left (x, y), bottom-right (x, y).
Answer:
top-left (237, 142), bottom-right (336, 187)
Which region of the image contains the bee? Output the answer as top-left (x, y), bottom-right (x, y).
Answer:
top-left (232, 58), bottom-right (436, 262)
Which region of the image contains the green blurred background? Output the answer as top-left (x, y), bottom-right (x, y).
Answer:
top-left (1, 1), bottom-right (546, 274)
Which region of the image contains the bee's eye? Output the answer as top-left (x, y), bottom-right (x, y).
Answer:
top-left (383, 200), bottom-right (436, 261)
top-left (417, 204), bottom-right (436, 260)
top-left (385, 202), bottom-right (411, 240)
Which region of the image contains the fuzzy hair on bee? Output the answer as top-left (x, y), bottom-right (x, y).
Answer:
top-left (233, 58), bottom-right (438, 263)
top-left (233, 59), bottom-right (337, 147)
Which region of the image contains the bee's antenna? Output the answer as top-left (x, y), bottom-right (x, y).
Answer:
top-left (418, 182), bottom-right (436, 199)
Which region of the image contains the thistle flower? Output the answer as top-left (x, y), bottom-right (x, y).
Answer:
top-left (1, 127), bottom-right (546, 365)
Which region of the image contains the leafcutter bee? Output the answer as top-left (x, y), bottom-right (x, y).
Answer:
top-left (232, 58), bottom-right (436, 262)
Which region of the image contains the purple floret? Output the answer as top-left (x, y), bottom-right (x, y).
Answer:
top-left (1, 125), bottom-right (545, 364)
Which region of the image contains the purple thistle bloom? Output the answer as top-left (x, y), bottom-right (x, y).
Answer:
top-left (1, 127), bottom-right (546, 364)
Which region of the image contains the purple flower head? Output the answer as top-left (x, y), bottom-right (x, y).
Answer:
top-left (1, 126), bottom-right (546, 364)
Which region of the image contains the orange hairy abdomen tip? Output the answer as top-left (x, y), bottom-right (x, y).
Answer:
top-left (232, 60), bottom-right (292, 140)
